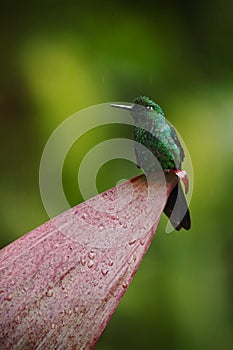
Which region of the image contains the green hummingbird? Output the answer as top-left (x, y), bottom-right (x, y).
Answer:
top-left (111, 96), bottom-right (191, 231)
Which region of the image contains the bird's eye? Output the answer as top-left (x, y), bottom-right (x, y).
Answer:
top-left (146, 105), bottom-right (153, 110)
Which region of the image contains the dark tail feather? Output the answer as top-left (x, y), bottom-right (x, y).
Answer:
top-left (163, 182), bottom-right (191, 231)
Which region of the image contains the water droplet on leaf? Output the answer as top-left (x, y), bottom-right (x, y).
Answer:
top-left (129, 239), bottom-right (136, 245)
top-left (87, 260), bottom-right (94, 268)
top-left (81, 213), bottom-right (87, 220)
top-left (80, 256), bottom-right (86, 266)
top-left (88, 251), bottom-right (95, 260)
top-left (6, 294), bottom-right (12, 301)
top-left (140, 238), bottom-right (145, 246)
top-left (101, 269), bottom-right (109, 276)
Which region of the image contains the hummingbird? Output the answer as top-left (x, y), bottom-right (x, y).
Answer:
top-left (111, 96), bottom-right (191, 231)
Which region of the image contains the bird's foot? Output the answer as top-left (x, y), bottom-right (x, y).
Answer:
top-left (164, 169), bottom-right (189, 194)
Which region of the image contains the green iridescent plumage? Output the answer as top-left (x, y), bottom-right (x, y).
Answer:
top-left (132, 96), bottom-right (184, 173)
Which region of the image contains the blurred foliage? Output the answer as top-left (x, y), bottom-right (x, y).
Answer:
top-left (1, 1), bottom-right (233, 349)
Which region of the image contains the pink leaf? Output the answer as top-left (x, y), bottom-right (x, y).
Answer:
top-left (0, 173), bottom-right (177, 349)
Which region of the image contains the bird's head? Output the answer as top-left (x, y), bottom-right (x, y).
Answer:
top-left (134, 96), bottom-right (164, 115)
top-left (111, 96), bottom-right (164, 116)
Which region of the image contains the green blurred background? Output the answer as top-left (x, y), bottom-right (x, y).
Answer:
top-left (1, 1), bottom-right (233, 349)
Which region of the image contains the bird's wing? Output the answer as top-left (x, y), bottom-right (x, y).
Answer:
top-left (170, 126), bottom-right (185, 162)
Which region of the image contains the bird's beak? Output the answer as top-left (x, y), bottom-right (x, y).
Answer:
top-left (110, 103), bottom-right (133, 110)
